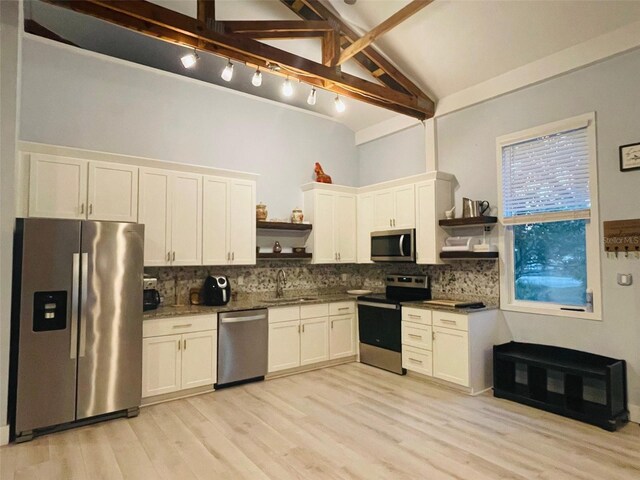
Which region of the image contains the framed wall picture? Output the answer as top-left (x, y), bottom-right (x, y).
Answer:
top-left (619, 142), bottom-right (640, 172)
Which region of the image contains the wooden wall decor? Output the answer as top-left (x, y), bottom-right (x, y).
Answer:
top-left (603, 219), bottom-right (640, 255)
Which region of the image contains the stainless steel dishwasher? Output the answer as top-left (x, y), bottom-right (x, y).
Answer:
top-left (216, 309), bottom-right (268, 388)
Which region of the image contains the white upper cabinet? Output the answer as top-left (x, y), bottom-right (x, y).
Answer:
top-left (303, 186), bottom-right (357, 264)
top-left (372, 185), bottom-right (415, 230)
top-left (29, 154), bottom-right (87, 220)
top-left (203, 176), bottom-right (256, 266)
top-left (415, 178), bottom-right (453, 265)
top-left (357, 193), bottom-right (374, 264)
top-left (139, 168), bottom-right (172, 266)
top-left (88, 161), bottom-right (138, 222)
top-left (28, 154), bottom-right (139, 222)
top-left (171, 172), bottom-right (202, 266)
top-left (227, 179), bottom-right (256, 265)
top-left (139, 168), bottom-right (202, 266)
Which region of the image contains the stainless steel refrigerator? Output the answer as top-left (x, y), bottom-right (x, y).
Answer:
top-left (10, 218), bottom-right (144, 442)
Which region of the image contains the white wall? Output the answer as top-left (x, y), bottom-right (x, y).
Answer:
top-left (437, 48), bottom-right (640, 410)
top-left (357, 124), bottom-right (426, 186)
top-left (0, 0), bottom-right (22, 444)
top-left (19, 36), bottom-right (359, 219)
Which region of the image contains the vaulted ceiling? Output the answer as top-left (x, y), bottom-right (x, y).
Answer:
top-left (24, 0), bottom-right (640, 135)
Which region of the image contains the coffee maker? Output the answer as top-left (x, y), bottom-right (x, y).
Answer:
top-left (203, 275), bottom-right (231, 306)
top-left (143, 275), bottom-right (161, 311)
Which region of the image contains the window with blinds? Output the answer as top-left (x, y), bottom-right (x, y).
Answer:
top-left (497, 113), bottom-right (601, 319)
top-left (501, 126), bottom-right (591, 225)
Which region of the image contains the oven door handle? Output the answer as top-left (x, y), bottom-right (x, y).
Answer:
top-left (357, 301), bottom-right (399, 310)
top-left (399, 235), bottom-right (405, 257)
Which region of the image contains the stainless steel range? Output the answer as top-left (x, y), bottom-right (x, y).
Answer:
top-left (357, 274), bottom-right (430, 375)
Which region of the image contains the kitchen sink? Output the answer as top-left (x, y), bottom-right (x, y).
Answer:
top-left (262, 296), bottom-right (319, 304)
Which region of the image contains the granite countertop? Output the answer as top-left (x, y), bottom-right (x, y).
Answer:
top-left (401, 299), bottom-right (499, 314)
top-left (143, 292), bottom-right (364, 320)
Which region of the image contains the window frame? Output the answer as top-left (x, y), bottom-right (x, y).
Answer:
top-left (496, 112), bottom-right (602, 320)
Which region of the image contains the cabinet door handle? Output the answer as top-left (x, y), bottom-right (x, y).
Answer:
top-left (232, 252), bottom-right (235, 261)
top-left (331, 320), bottom-right (334, 329)
top-left (408, 333), bottom-right (422, 339)
top-left (177, 339), bottom-right (181, 350)
top-left (173, 323), bottom-right (193, 329)
top-left (302, 324), bottom-right (305, 333)
top-left (408, 314), bottom-right (421, 319)
top-left (389, 219), bottom-right (392, 227)
top-left (167, 252), bottom-right (171, 261)
top-left (338, 307), bottom-right (349, 311)
top-left (80, 203), bottom-right (85, 214)
top-left (432, 331), bottom-right (436, 340)
top-left (408, 357), bottom-right (423, 364)
top-left (89, 204), bottom-right (93, 215)
top-left (338, 252), bottom-right (341, 261)
top-left (440, 319), bottom-right (457, 325)
top-left (172, 251), bottom-right (176, 261)
top-left (393, 219), bottom-right (396, 227)
top-left (183, 339), bottom-right (187, 350)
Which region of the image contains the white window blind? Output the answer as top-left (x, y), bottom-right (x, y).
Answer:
top-left (501, 127), bottom-right (591, 225)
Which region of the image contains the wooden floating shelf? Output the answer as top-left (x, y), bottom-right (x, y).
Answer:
top-left (439, 251), bottom-right (499, 260)
top-left (439, 216), bottom-right (498, 228)
top-left (256, 221), bottom-right (312, 231)
top-left (257, 252), bottom-right (312, 260)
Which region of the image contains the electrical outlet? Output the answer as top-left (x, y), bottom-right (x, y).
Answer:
top-left (237, 276), bottom-right (244, 286)
top-left (617, 273), bottom-right (632, 286)
top-left (340, 273), bottom-right (348, 282)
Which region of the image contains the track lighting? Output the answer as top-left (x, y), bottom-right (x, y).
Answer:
top-left (334, 95), bottom-right (346, 113)
top-left (307, 88), bottom-right (317, 106)
top-left (251, 68), bottom-right (262, 87)
top-left (180, 49), bottom-right (198, 69)
top-left (282, 77), bottom-right (294, 97)
top-left (221, 60), bottom-right (234, 82)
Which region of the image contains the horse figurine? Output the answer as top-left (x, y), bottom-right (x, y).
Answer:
top-left (314, 162), bottom-right (332, 184)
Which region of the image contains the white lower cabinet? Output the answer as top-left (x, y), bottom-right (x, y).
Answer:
top-left (432, 326), bottom-right (469, 386)
top-left (268, 301), bottom-right (355, 373)
top-left (142, 315), bottom-right (217, 399)
top-left (300, 317), bottom-right (329, 366)
top-left (402, 306), bottom-right (500, 394)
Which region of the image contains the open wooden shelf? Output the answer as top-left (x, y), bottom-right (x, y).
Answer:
top-left (440, 251), bottom-right (498, 260)
top-left (256, 221), bottom-right (312, 231)
top-left (439, 216), bottom-right (498, 228)
top-left (257, 252), bottom-right (312, 260)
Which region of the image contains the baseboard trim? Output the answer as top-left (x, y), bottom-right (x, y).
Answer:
top-left (628, 403), bottom-right (639, 424)
top-left (266, 356), bottom-right (357, 380)
top-left (1, 424), bottom-right (11, 446)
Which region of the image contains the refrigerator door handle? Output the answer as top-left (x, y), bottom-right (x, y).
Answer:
top-left (79, 252), bottom-right (89, 357)
top-left (70, 253), bottom-right (81, 359)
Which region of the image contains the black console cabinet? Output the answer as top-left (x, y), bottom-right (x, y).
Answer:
top-left (493, 342), bottom-right (628, 431)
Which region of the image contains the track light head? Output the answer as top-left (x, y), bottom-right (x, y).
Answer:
top-left (221, 60), bottom-right (234, 82)
top-left (180, 50), bottom-right (198, 69)
top-left (251, 69), bottom-right (263, 87)
top-left (334, 95), bottom-right (346, 113)
top-left (282, 77), bottom-right (294, 97)
top-left (307, 88), bottom-right (317, 106)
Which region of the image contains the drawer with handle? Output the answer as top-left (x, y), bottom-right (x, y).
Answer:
top-left (401, 321), bottom-right (432, 350)
top-left (402, 345), bottom-right (433, 376)
top-left (329, 301), bottom-right (355, 316)
top-left (432, 311), bottom-right (468, 331)
top-left (300, 303), bottom-right (329, 319)
top-left (402, 307), bottom-right (432, 325)
top-left (143, 314), bottom-right (216, 338)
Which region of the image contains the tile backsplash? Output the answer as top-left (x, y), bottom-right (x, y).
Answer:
top-left (146, 260), bottom-right (499, 306)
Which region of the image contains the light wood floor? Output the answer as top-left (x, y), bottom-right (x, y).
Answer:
top-left (2, 363), bottom-right (640, 480)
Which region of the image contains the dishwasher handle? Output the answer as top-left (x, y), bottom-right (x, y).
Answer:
top-left (220, 314), bottom-right (267, 324)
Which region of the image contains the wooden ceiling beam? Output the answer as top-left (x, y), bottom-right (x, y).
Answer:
top-left (223, 20), bottom-right (332, 39)
top-left (42, 0), bottom-right (433, 119)
top-left (322, 29), bottom-right (340, 67)
top-left (197, 0), bottom-right (215, 28)
top-left (282, 0), bottom-right (431, 102)
top-left (337, 0), bottom-right (432, 66)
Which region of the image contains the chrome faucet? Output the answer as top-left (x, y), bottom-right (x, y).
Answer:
top-left (276, 269), bottom-right (286, 298)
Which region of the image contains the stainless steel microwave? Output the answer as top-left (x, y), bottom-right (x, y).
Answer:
top-left (371, 229), bottom-right (415, 262)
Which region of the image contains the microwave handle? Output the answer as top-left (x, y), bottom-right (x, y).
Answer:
top-left (399, 234), bottom-right (406, 256)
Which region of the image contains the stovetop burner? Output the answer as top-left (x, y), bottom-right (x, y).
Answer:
top-left (358, 274), bottom-right (431, 305)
